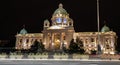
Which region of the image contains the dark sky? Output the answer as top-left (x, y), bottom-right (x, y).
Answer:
top-left (0, 0), bottom-right (120, 43)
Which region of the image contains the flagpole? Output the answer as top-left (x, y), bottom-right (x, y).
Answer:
top-left (97, 0), bottom-right (100, 33)
top-left (97, 0), bottom-right (101, 54)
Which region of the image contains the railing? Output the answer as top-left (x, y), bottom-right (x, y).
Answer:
top-left (0, 52), bottom-right (120, 60)
top-left (101, 54), bottom-right (120, 60)
top-left (53, 53), bottom-right (68, 59)
top-left (72, 54), bottom-right (89, 59)
top-left (28, 53), bottom-right (48, 59)
top-left (0, 53), bottom-right (7, 59)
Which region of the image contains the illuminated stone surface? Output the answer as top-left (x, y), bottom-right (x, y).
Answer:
top-left (15, 3), bottom-right (117, 54)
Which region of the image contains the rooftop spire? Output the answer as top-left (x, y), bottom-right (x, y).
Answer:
top-left (103, 20), bottom-right (107, 26)
top-left (59, 3), bottom-right (63, 8)
top-left (22, 24), bottom-right (26, 29)
top-left (23, 24), bottom-right (25, 28)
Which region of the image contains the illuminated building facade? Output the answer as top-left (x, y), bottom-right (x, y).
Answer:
top-left (15, 3), bottom-right (117, 54)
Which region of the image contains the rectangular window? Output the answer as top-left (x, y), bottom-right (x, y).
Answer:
top-left (91, 38), bottom-right (94, 42)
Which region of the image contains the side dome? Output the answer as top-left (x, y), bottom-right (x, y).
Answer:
top-left (44, 19), bottom-right (50, 27)
top-left (44, 19), bottom-right (49, 23)
top-left (101, 25), bottom-right (110, 32)
top-left (19, 28), bottom-right (28, 34)
top-left (53, 3), bottom-right (68, 16)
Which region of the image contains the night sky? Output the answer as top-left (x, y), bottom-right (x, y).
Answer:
top-left (0, 0), bottom-right (120, 48)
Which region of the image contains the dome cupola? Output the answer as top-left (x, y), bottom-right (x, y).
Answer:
top-left (19, 28), bottom-right (28, 34)
top-left (44, 19), bottom-right (50, 27)
top-left (51, 3), bottom-right (72, 27)
top-left (53, 3), bottom-right (68, 16)
top-left (19, 25), bottom-right (28, 34)
top-left (101, 25), bottom-right (110, 32)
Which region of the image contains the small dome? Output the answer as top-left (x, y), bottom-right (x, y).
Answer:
top-left (53, 3), bottom-right (68, 16)
top-left (101, 25), bottom-right (110, 32)
top-left (44, 19), bottom-right (49, 23)
top-left (19, 28), bottom-right (28, 34)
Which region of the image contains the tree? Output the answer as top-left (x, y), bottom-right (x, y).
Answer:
top-left (69, 39), bottom-right (78, 53)
top-left (76, 37), bottom-right (85, 54)
top-left (91, 50), bottom-right (97, 55)
top-left (30, 40), bottom-right (45, 53)
top-left (62, 43), bottom-right (66, 52)
top-left (30, 40), bottom-right (38, 53)
top-left (76, 37), bottom-right (83, 49)
top-left (37, 40), bottom-right (45, 52)
top-left (68, 38), bottom-right (85, 54)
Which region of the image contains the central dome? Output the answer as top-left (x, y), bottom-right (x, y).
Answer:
top-left (51, 3), bottom-right (73, 27)
top-left (53, 3), bottom-right (68, 16)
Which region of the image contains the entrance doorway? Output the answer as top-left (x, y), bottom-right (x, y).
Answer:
top-left (54, 33), bottom-right (61, 50)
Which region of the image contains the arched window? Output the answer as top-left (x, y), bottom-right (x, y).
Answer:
top-left (91, 38), bottom-right (94, 42)
top-left (63, 36), bottom-right (66, 40)
top-left (69, 22), bottom-right (72, 26)
top-left (56, 18), bottom-right (62, 23)
top-left (45, 23), bottom-right (47, 26)
top-left (26, 39), bottom-right (29, 43)
top-left (63, 18), bottom-right (67, 23)
top-left (20, 39), bottom-right (22, 43)
top-left (44, 20), bottom-right (49, 27)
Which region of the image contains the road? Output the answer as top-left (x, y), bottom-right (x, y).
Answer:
top-left (0, 59), bottom-right (120, 65)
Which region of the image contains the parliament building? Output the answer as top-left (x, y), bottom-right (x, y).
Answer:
top-left (15, 4), bottom-right (117, 54)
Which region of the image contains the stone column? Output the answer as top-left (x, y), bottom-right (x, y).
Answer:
top-left (88, 37), bottom-right (91, 45)
top-left (82, 37), bottom-right (86, 51)
top-left (51, 33), bottom-right (53, 50)
top-left (23, 38), bottom-right (26, 49)
top-left (28, 38), bottom-right (31, 49)
top-left (65, 33), bottom-right (68, 49)
top-left (88, 37), bottom-right (91, 51)
top-left (111, 36), bottom-right (115, 53)
top-left (111, 37), bottom-right (114, 47)
top-left (60, 33), bottom-right (62, 50)
top-left (46, 33), bottom-right (49, 50)
top-left (83, 38), bottom-right (86, 47)
top-left (43, 32), bottom-right (47, 49)
top-left (46, 33), bottom-right (48, 49)
top-left (66, 32), bottom-right (73, 49)
top-left (18, 38), bottom-right (20, 49)
top-left (15, 37), bottom-right (18, 49)
top-left (94, 37), bottom-right (96, 47)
